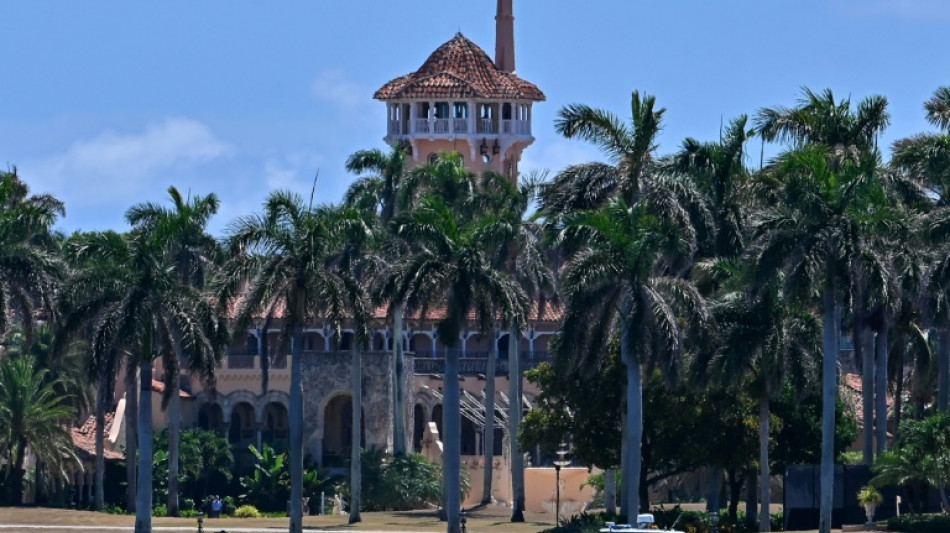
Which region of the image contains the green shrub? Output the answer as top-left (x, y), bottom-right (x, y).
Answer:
top-left (152, 505), bottom-right (167, 517)
top-left (340, 449), bottom-right (459, 512)
top-left (234, 504), bottom-right (262, 518)
top-left (888, 514), bottom-right (950, 533)
top-left (538, 511), bottom-right (608, 533)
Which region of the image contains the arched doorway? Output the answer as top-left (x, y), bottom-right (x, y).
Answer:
top-left (431, 404), bottom-right (443, 438)
top-left (229, 402), bottom-right (255, 447)
top-left (412, 404), bottom-right (426, 452)
top-left (198, 403), bottom-right (224, 434)
top-left (262, 402), bottom-right (289, 452)
top-left (322, 395), bottom-right (365, 467)
top-left (461, 417), bottom-right (477, 455)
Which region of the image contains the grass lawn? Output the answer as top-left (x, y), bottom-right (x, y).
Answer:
top-left (0, 505), bottom-right (554, 532)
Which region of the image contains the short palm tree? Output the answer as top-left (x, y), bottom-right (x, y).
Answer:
top-left (0, 356), bottom-right (79, 505)
top-left (557, 196), bottom-right (707, 516)
top-left (126, 186), bottom-right (224, 516)
top-left (700, 276), bottom-right (819, 531)
top-left (221, 193), bottom-right (372, 533)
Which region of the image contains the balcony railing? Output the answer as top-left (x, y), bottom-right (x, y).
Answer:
top-left (387, 118), bottom-right (531, 138)
top-left (413, 352), bottom-right (551, 375)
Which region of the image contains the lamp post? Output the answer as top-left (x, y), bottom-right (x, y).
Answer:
top-left (196, 512), bottom-right (204, 533)
top-left (553, 442), bottom-right (571, 525)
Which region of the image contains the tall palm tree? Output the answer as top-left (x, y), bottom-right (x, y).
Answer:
top-left (58, 230), bottom-right (131, 511)
top-left (893, 87), bottom-right (950, 411)
top-left (345, 146), bottom-right (412, 455)
top-left (389, 159), bottom-right (529, 533)
top-left (557, 196), bottom-right (707, 516)
top-left (0, 169), bottom-right (64, 341)
top-left (126, 186), bottom-right (223, 516)
top-left (62, 229), bottom-right (225, 533)
top-left (221, 193), bottom-right (372, 533)
top-left (749, 146), bottom-right (892, 533)
top-left (0, 356), bottom-right (79, 505)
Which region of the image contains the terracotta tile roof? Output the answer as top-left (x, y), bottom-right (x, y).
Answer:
top-left (375, 33), bottom-right (545, 102)
top-left (227, 294), bottom-right (562, 324)
top-left (151, 379), bottom-right (193, 398)
top-left (840, 372), bottom-right (895, 429)
top-left (72, 413), bottom-right (124, 461)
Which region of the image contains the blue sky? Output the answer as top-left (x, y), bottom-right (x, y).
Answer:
top-left (2, 0), bottom-right (948, 235)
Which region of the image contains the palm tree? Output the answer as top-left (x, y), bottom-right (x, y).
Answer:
top-left (749, 146), bottom-right (893, 533)
top-left (221, 193), bottom-right (372, 533)
top-left (126, 186), bottom-right (223, 516)
top-left (699, 275), bottom-right (819, 531)
top-left (0, 169), bottom-right (64, 341)
top-left (0, 356), bottom-right (79, 505)
top-left (481, 171), bottom-right (557, 520)
top-left (893, 87), bottom-right (950, 411)
top-left (58, 230), bottom-right (131, 511)
top-left (389, 158), bottom-right (529, 533)
top-left (557, 196), bottom-right (707, 516)
top-left (345, 146), bottom-right (412, 456)
top-left (62, 229), bottom-right (225, 533)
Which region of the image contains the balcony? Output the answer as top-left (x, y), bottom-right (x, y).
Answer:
top-left (412, 352), bottom-right (551, 376)
top-left (386, 118), bottom-right (531, 140)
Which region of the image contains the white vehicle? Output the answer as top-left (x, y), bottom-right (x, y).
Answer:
top-left (599, 514), bottom-right (685, 533)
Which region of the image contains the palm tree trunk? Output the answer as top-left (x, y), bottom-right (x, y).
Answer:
top-left (481, 326), bottom-right (498, 505)
top-left (392, 305), bottom-right (407, 456)
top-left (13, 438), bottom-right (26, 505)
top-left (746, 469), bottom-right (758, 532)
top-left (860, 324), bottom-right (874, 465)
top-left (939, 326), bottom-right (950, 412)
top-left (259, 324), bottom-right (270, 396)
top-left (349, 342), bottom-right (362, 524)
top-left (288, 323), bottom-right (304, 533)
top-left (507, 326), bottom-right (525, 522)
top-left (94, 365), bottom-right (108, 510)
top-left (444, 347), bottom-right (462, 533)
top-left (875, 326), bottom-right (889, 455)
top-left (604, 468), bottom-right (617, 516)
top-left (135, 359), bottom-right (153, 533)
top-left (125, 365), bottom-right (138, 513)
top-left (621, 344), bottom-right (643, 519)
top-left (759, 396), bottom-right (771, 532)
top-left (893, 330), bottom-right (905, 439)
top-left (167, 367), bottom-right (181, 516)
top-left (818, 284), bottom-right (838, 533)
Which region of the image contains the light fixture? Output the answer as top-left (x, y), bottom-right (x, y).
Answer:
top-left (492, 139), bottom-right (501, 155)
top-left (480, 138), bottom-right (489, 156)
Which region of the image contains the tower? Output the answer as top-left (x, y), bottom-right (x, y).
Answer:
top-left (374, 1), bottom-right (544, 182)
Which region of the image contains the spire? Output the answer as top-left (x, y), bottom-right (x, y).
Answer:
top-left (495, 0), bottom-right (515, 73)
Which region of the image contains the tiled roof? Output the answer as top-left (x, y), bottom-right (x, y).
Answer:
top-left (375, 33), bottom-right (545, 102)
top-left (226, 293), bottom-right (562, 324)
top-left (72, 413), bottom-right (124, 461)
top-left (841, 372), bottom-right (895, 430)
top-left (151, 379), bottom-right (194, 398)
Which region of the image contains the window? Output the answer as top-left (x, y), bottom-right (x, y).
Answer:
top-left (434, 102), bottom-right (450, 119)
top-left (502, 103), bottom-right (512, 120)
top-left (453, 102), bottom-right (468, 118)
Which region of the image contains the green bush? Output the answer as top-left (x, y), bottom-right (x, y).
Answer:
top-left (153, 505), bottom-right (167, 517)
top-left (234, 504), bottom-right (262, 518)
top-left (888, 514), bottom-right (950, 533)
top-left (340, 449), bottom-right (460, 512)
top-left (538, 511), bottom-right (608, 533)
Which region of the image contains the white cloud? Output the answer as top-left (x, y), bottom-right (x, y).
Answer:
top-left (28, 118), bottom-right (231, 207)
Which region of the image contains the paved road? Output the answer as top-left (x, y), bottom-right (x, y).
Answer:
top-left (0, 527), bottom-right (419, 533)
